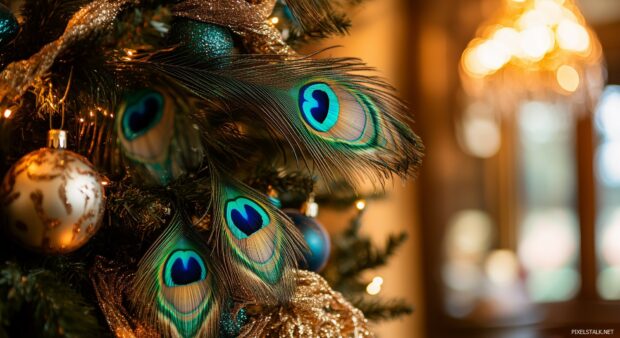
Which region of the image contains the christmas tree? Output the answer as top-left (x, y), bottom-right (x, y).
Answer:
top-left (0, 0), bottom-right (423, 336)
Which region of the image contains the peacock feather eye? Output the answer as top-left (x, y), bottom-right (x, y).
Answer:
top-left (164, 250), bottom-right (207, 287)
top-left (116, 87), bottom-right (204, 186)
top-left (122, 90), bottom-right (165, 140)
top-left (132, 218), bottom-right (219, 338)
top-left (295, 79), bottom-right (383, 148)
top-left (225, 197), bottom-right (271, 239)
top-left (298, 82), bottom-right (340, 132)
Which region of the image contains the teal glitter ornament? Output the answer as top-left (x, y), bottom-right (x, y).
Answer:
top-left (168, 18), bottom-right (233, 59)
top-left (0, 3), bottom-right (18, 47)
top-left (219, 305), bottom-right (248, 338)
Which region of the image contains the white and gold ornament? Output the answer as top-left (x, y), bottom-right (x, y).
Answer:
top-left (0, 130), bottom-right (105, 253)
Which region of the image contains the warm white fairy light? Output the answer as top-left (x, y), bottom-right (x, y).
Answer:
top-left (355, 199), bottom-right (366, 211)
top-left (366, 276), bottom-right (384, 295)
top-left (3, 109), bottom-right (11, 118)
top-left (270, 17), bottom-right (279, 25)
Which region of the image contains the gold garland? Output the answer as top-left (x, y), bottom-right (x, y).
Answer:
top-left (0, 0), bottom-right (135, 106)
top-left (240, 270), bottom-right (374, 338)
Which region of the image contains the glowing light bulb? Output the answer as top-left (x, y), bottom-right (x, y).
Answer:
top-left (477, 39), bottom-right (510, 72)
top-left (556, 65), bottom-right (580, 92)
top-left (557, 20), bottom-right (590, 52)
top-left (366, 276), bottom-right (384, 295)
top-left (519, 26), bottom-right (554, 60)
top-left (518, 9), bottom-right (548, 29)
top-left (462, 46), bottom-right (490, 77)
top-left (270, 17), bottom-right (279, 25)
top-left (535, 0), bottom-right (563, 25)
top-left (355, 199), bottom-right (366, 211)
top-left (493, 27), bottom-right (522, 57)
top-left (3, 109), bottom-right (12, 118)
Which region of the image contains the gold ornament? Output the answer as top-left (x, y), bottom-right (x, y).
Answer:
top-left (1, 130), bottom-right (106, 253)
top-left (240, 270), bottom-right (373, 337)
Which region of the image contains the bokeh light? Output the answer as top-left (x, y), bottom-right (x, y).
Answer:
top-left (527, 267), bottom-right (580, 302)
top-left (595, 85), bottom-right (620, 140)
top-left (445, 210), bottom-right (494, 259)
top-left (596, 142), bottom-right (620, 188)
top-left (460, 102), bottom-right (501, 158)
top-left (556, 65), bottom-right (580, 92)
top-left (518, 209), bottom-right (578, 271)
top-left (556, 20), bottom-right (590, 53)
top-left (598, 267), bottom-right (620, 300)
top-left (485, 250), bottom-right (520, 286)
top-left (600, 210), bottom-right (620, 266)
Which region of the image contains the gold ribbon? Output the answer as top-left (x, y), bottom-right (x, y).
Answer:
top-left (0, 0), bottom-right (135, 105)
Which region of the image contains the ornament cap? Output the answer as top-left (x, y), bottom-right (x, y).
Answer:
top-left (47, 129), bottom-right (67, 149)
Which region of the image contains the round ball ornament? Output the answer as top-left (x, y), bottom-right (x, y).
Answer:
top-left (168, 19), bottom-right (234, 59)
top-left (0, 130), bottom-right (105, 253)
top-left (0, 3), bottom-right (18, 48)
top-left (284, 210), bottom-right (331, 272)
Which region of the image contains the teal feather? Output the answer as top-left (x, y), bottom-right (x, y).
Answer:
top-left (141, 55), bottom-right (423, 187)
top-left (210, 170), bottom-right (305, 303)
top-left (131, 213), bottom-right (220, 338)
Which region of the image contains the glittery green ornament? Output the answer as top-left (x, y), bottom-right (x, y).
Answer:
top-left (168, 18), bottom-right (233, 59)
top-left (0, 3), bottom-right (18, 47)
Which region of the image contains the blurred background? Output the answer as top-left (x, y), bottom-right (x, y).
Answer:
top-left (309, 0), bottom-right (620, 337)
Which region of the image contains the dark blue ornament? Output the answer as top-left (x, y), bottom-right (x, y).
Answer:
top-left (168, 18), bottom-right (233, 59)
top-left (0, 4), bottom-right (18, 48)
top-left (284, 210), bottom-right (331, 272)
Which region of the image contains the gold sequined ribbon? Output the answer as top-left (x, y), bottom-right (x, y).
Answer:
top-left (0, 0), bottom-right (135, 105)
top-left (240, 270), bottom-right (374, 338)
top-left (173, 0), bottom-right (296, 56)
top-left (90, 257), bottom-right (159, 338)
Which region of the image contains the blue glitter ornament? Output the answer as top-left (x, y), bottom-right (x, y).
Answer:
top-left (168, 19), bottom-right (233, 59)
top-left (0, 4), bottom-right (18, 47)
top-left (284, 210), bottom-right (331, 272)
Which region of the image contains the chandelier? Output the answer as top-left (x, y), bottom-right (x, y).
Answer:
top-left (460, 0), bottom-right (605, 115)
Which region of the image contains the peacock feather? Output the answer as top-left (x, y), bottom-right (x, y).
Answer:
top-left (115, 86), bottom-right (204, 186)
top-left (141, 55), bottom-right (423, 187)
top-left (209, 170), bottom-right (305, 303)
top-left (131, 213), bottom-right (220, 338)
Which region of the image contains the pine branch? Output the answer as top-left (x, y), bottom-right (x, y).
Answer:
top-left (350, 296), bottom-right (413, 322)
top-left (0, 263), bottom-right (102, 337)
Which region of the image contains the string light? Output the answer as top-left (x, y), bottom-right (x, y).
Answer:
top-left (366, 276), bottom-right (384, 295)
top-left (3, 109), bottom-right (12, 118)
top-left (355, 199), bottom-right (366, 211)
top-left (270, 17), bottom-right (279, 25)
